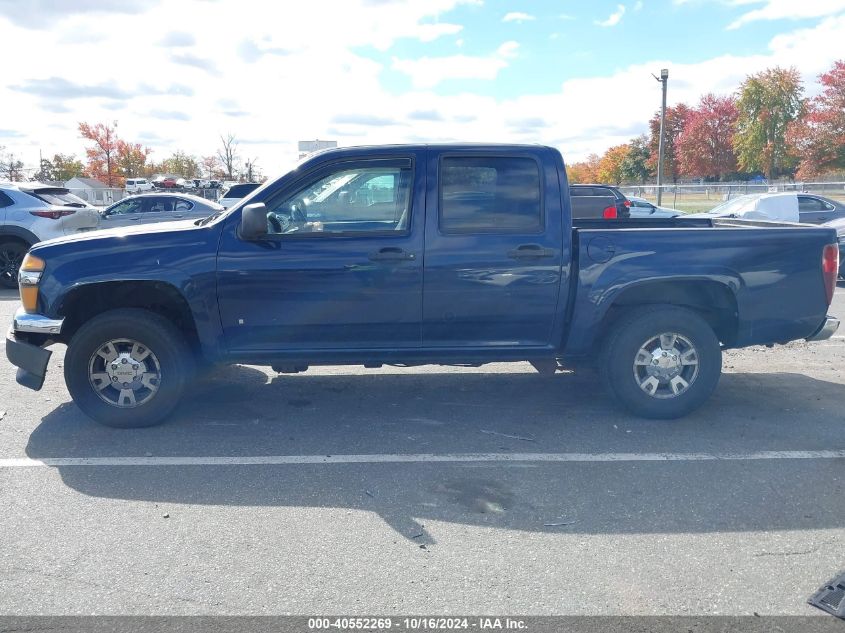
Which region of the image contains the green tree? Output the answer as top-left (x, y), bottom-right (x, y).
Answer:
top-left (48, 153), bottom-right (85, 181)
top-left (620, 135), bottom-right (652, 183)
top-left (161, 150), bottom-right (199, 178)
top-left (734, 67), bottom-right (804, 179)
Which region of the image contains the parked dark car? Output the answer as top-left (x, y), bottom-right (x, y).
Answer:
top-left (5, 144), bottom-right (839, 429)
top-left (569, 184), bottom-right (631, 219)
top-left (797, 193), bottom-right (845, 224)
top-left (822, 217), bottom-right (845, 278)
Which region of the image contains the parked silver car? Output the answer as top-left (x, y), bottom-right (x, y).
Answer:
top-left (99, 193), bottom-right (224, 228)
top-left (627, 196), bottom-right (681, 218)
top-left (0, 182), bottom-right (100, 288)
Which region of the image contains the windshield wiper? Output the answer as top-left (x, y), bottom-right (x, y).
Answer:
top-left (197, 211), bottom-right (224, 226)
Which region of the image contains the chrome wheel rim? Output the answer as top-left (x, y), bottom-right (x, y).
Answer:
top-left (632, 332), bottom-right (699, 399)
top-left (88, 339), bottom-right (161, 408)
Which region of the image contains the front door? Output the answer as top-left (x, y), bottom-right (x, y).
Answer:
top-left (216, 153), bottom-right (425, 352)
top-left (422, 150), bottom-right (565, 349)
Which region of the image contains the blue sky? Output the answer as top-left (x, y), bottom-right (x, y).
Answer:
top-left (0, 0), bottom-right (843, 173)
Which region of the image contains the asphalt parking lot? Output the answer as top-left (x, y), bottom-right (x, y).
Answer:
top-left (0, 286), bottom-right (843, 616)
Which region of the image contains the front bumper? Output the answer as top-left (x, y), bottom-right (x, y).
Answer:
top-left (806, 316), bottom-right (840, 342)
top-left (5, 308), bottom-right (64, 391)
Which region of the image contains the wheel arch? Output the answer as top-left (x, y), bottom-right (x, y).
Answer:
top-left (597, 279), bottom-right (739, 348)
top-left (0, 226), bottom-right (38, 247)
top-left (57, 280), bottom-right (207, 359)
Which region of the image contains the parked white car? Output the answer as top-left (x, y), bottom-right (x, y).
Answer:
top-left (0, 182), bottom-right (101, 288)
top-left (125, 178), bottom-right (153, 194)
top-left (694, 192), bottom-right (799, 223)
top-left (219, 182), bottom-right (261, 209)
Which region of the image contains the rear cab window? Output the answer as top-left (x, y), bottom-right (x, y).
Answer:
top-left (439, 156), bottom-right (542, 233)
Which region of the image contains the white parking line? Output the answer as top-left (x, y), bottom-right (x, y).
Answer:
top-left (0, 450), bottom-right (844, 469)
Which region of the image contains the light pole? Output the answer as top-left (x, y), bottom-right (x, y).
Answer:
top-left (654, 68), bottom-right (669, 206)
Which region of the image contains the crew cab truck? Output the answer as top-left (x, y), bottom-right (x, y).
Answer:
top-left (5, 144), bottom-right (840, 428)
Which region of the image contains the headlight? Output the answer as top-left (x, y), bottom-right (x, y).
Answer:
top-left (18, 253), bottom-right (45, 312)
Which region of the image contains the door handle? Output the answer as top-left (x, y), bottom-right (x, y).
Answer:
top-left (507, 244), bottom-right (555, 259)
top-left (128, 216), bottom-right (140, 221)
top-left (368, 247), bottom-right (416, 262)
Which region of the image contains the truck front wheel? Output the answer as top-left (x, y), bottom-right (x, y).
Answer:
top-left (64, 309), bottom-right (192, 428)
top-left (601, 305), bottom-right (722, 419)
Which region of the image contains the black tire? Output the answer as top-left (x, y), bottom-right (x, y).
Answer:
top-left (64, 308), bottom-right (193, 428)
top-left (0, 240), bottom-right (28, 289)
top-left (600, 305), bottom-right (722, 419)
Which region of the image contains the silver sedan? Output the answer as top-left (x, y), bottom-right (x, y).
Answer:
top-left (99, 193), bottom-right (224, 228)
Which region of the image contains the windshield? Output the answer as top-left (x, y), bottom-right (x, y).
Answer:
top-left (24, 188), bottom-right (89, 208)
top-left (706, 194), bottom-right (762, 216)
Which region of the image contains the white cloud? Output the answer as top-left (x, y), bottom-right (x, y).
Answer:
top-left (595, 4), bottom-right (626, 26)
top-left (726, 0), bottom-right (845, 29)
top-left (633, 1), bottom-right (644, 10)
top-left (502, 11), bottom-right (535, 23)
top-left (392, 41), bottom-right (519, 88)
top-left (0, 0), bottom-right (844, 173)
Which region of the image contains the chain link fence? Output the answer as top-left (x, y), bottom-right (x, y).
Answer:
top-left (618, 181), bottom-right (845, 213)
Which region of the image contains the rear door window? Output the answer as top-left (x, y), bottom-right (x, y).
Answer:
top-left (798, 196), bottom-right (827, 212)
top-left (439, 156), bottom-right (542, 233)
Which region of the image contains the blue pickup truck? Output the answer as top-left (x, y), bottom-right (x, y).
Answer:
top-left (5, 144), bottom-right (840, 427)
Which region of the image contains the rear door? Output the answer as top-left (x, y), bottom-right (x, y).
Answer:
top-left (422, 149), bottom-right (565, 349)
top-left (798, 195), bottom-right (836, 224)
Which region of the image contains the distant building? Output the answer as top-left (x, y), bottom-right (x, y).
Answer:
top-left (298, 139), bottom-right (337, 159)
top-left (65, 176), bottom-right (118, 205)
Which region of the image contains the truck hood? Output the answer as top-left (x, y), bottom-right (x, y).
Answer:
top-left (33, 219), bottom-right (204, 249)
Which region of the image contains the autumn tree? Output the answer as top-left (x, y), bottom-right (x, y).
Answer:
top-left (647, 103), bottom-right (691, 183)
top-left (620, 135), bottom-right (652, 183)
top-left (201, 155), bottom-right (225, 179)
top-left (597, 144), bottom-right (630, 185)
top-left (790, 60), bottom-right (845, 178)
top-left (734, 67), bottom-right (804, 179)
top-left (116, 140), bottom-right (151, 178)
top-left (678, 93), bottom-right (739, 180)
top-left (79, 121), bottom-right (122, 186)
top-left (566, 154), bottom-right (600, 184)
top-left (217, 133), bottom-right (239, 179)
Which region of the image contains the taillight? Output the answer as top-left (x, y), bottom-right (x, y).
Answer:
top-left (602, 206), bottom-right (617, 219)
top-left (623, 200), bottom-right (631, 207)
top-left (822, 244), bottom-right (838, 305)
top-left (29, 209), bottom-right (76, 220)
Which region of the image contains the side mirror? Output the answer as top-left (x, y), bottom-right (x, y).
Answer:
top-left (240, 202), bottom-right (269, 240)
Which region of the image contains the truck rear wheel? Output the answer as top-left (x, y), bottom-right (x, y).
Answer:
top-left (601, 305), bottom-right (721, 419)
top-left (64, 309), bottom-right (192, 428)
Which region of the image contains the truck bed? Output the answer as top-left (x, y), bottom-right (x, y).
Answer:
top-left (566, 219), bottom-right (838, 355)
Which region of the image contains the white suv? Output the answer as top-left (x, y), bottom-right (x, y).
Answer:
top-left (125, 178), bottom-right (153, 193)
top-left (0, 182), bottom-right (101, 288)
